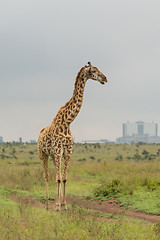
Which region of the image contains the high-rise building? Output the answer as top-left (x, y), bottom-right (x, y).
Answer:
top-left (117, 121), bottom-right (160, 144)
top-left (123, 121), bottom-right (158, 137)
top-left (0, 136), bottom-right (3, 143)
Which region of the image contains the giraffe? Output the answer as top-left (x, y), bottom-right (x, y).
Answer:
top-left (37, 62), bottom-right (107, 211)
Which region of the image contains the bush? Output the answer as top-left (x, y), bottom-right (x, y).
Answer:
top-left (94, 178), bottom-right (121, 198)
top-left (77, 158), bottom-right (86, 162)
top-left (143, 177), bottom-right (160, 191)
top-left (133, 153), bottom-right (141, 160)
top-left (29, 151), bottom-right (34, 155)
top-left (115, 154), bottom-right (123, 161)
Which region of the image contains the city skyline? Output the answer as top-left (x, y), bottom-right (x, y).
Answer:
top-left (117, 121), bottom-right (160, 144)
top-left (1, 120), bottom-right (160, 143)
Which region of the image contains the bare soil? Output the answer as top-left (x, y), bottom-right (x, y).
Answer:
top-left (10, 195), bottom-right (160, 223)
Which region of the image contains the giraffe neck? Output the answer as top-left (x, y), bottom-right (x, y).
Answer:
top-left (53, 67), bottom-right (87, 127)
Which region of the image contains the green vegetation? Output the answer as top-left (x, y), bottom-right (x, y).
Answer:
top-left (0, 203), bottom-right (157, 240)
top-left (1, 143), bottom-right (160, 239)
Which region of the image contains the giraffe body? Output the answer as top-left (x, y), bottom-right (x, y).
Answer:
top-left (38, 62), bottom-right (107, 210)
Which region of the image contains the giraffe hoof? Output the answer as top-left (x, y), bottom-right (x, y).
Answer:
top-left (45, 203), bottom-right (49, 210)
top-left (61, 203), bottom-right (68, 211)
top-left (55, 208), bottom-right (61, 211)
top-left (63, 206), bottom-right (68, 211)
top-left (55, 203), bottom-right (61, 211)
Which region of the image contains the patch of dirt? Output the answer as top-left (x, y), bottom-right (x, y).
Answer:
top-left (10, 195), bottom-right (160, 223)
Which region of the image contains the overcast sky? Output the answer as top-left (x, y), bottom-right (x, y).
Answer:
top-left (0, 0), bottom-right (160, 142)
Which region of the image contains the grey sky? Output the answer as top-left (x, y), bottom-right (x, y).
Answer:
top-left (0, 0), bottom-right (160, 142)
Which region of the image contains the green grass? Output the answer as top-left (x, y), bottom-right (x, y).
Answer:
top-left (0, 199), bottom-right (158, 240)
top-left (1, 143), bottom-right (160, 239)
top-left (0, 187), bottom-right (17, 207)
top-left (1, 143), bottom-right (160, 207)
top-left (119, 187), bottom-right (160, 214)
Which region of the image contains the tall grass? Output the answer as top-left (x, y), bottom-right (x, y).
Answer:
top-left (1, 143), bottom-right (160, 239)
top-left (1, 143), bottom-right (160, 196)
top-left (94, 160), bottom-right (160, 197)
top-left (0, 203), bottom-right (158, 240)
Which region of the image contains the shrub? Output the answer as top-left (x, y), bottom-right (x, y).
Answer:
top-left (142, 149), bottom-right (149, 159)
top-left (157, 149), bottom-right (160, 156)
top-left (29, 151), bottom-right (34, 155)
top-left (115, 154), bottom-right (123, 161)
top-left (143, 177), bottom-right (160, 191)
top-left (133, 153), bottom-right (141, 160)
top-left (94, 178), bottom-right (122, 198)
top-left (94, 143), bottom-right (101, 149)
top-left (77, 158), bottom-right (86, 162)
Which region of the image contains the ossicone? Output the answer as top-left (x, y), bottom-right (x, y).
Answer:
top-left (85, 62), bottom-right (91, 68)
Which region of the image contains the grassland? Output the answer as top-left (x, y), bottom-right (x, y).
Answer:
top-left (1, 143), bottom-right (160, 239)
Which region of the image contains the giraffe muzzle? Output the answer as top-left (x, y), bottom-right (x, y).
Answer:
top-left (100, 77), bottom-right (107, 84)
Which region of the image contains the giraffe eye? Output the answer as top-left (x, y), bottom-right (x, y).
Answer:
top-left (92, 70), bottom-right (96, 73)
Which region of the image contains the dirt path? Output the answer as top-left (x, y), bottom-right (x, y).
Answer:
top-left (10, 195), bottom-right (160, 223)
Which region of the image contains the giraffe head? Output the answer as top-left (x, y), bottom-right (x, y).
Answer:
top-left (84, 62), bottom-right (107, 84)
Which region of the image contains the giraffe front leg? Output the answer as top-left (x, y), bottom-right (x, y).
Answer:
top-left (62, 180), bottom-right (67, 210)
top-left (62, 147), bottom-right (72, 210)
top-left (54, 154), bottom-right (62, 211)
top-left (56, 180), bottom-right (62, 211)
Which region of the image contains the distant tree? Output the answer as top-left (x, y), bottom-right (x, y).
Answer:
top-left (157, 149), bottom-right (160, 156)
top-left (115, 154), bottom-right (123, 161)
top-left (11, 148), bottom-right (17, 158)
top-left (133, 153), bottom-right (141, 160)
top-left (142, 149), bottom-right (149, 159)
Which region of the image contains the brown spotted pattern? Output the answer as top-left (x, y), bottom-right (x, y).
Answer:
top-left (37, 62), bottom-right (107, 211)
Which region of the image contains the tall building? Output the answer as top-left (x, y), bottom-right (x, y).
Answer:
top-left (0, 136), bottom-right (3, 143)
top-left (117, 121), bottom-right (160, 144)
top-left (123, 121), bottom-right (158, 137)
